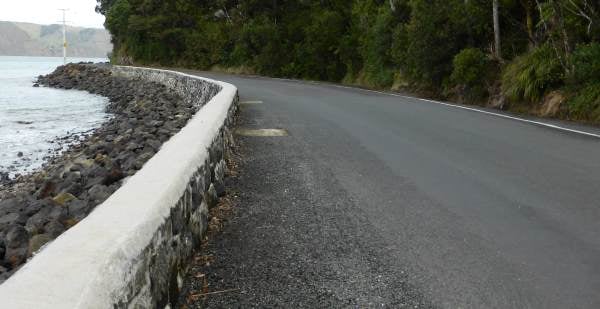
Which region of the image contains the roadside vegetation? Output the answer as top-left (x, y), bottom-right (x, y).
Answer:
top-left (96, 0), bottom-right (600, 124)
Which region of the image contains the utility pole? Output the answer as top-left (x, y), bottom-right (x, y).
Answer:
top-left (59, 9), bottom-right (68, 64)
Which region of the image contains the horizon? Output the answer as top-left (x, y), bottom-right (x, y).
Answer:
top-left (0, 20), bottom-right (106, 30)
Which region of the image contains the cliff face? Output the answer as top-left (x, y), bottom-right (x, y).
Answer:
top-left (0, 21), bottom-right (112, 58)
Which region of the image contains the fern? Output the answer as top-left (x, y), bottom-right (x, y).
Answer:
top-left (502, 45), bottom-right (564, 103)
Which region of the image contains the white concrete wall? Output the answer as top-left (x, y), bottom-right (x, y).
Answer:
top-left (0, 67), bottom-right (238, 308)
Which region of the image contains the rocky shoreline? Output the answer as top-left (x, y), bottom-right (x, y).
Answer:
top-left (0, 64), bottom-right (196, 282)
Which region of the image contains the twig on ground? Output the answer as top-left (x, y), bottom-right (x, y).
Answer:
top-left (189, 288), bottom-right (240, 299)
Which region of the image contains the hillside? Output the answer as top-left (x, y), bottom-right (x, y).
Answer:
top-left (0, 21), bottom-right (111, 58)
top-left (97, 0), bottom-right (600, 124)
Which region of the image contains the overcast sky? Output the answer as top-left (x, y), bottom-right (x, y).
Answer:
top-left (0, 0), bottom-right (105, 29)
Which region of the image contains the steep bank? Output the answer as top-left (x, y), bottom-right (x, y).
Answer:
top-left (0, 64), bottom-right (195, 282)
top-left (97, 0), bottom-right (599, 126)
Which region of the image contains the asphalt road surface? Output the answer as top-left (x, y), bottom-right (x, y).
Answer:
top-left (179, 70), bottom-right (600, 309)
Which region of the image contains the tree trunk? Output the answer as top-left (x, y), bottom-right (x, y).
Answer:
top-left (493, 0), bottom-right (502, 60)
top-left (522, 0), bottom-right (536, 49)
top-left (551, 1), bottom-right (571, 55)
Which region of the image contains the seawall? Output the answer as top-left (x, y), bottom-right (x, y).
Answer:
top-left (0, 66), bottom-right (238, 308)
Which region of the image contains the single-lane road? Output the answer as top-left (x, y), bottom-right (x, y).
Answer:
top-left (181, 71), bottom-right (600, 308)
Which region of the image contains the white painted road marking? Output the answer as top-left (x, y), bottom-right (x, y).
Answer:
top-left (329, 84), bottom-right (600, 139)
top-left (414, 98), bottom-right (600, 139)
top-left (261, 76), bottom-right (600, 139)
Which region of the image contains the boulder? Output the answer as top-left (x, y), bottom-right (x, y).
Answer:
top-left (52, 192), bottom-right (76, 206)
top-left (0, 198), bottom-right (23, 216)
top-left (134, 151), bottom-right (155, 170)
top-left (44, 221), bottom-right (65, 238)
top-left (88, 184), bottom-right (111, 203)
top-left (27, 234), bottom-right (52, 256)
top-left (103, 166), bottom-right (124, 186)
top-left (67, 199), bottom-right (89, 220)
top-left (83, 166), bottom-right (109, 189)
top-left (5, 225), bottom-right (29, 249)
top-left (146, 139), bottom-right (162, 152)
top-left (5, 247), bottom-right (27, 268)
top-left (0, 213), bottom-right (21, 231)
top-left (35, 180), bottom-right (57, 199)
top-left (23, 199), bottom-right (44, 216)
top-left (25, 205), bottom-right (53, 235)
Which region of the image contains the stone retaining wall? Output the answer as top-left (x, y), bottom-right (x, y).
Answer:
top-left (0, 66), bottom-right (239, 308)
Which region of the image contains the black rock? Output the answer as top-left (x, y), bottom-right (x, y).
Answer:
top-left (0, 198), bottom-right (23, 216)
top-left (5, 225), bottom-right (29, 249)
top-left (66, 199), bottom-right (89, 221)
top-left (88, 184), bottom-right (111, 203)
top-left (0, 238), bottom-right (5, 260)
top-left (0, 172), bottom-right (9, 184)
top-left (83, 165), bottom-right (109, 189)
top-left (146, 139), bottom-right (162, 152)
top-left (35, 180), bottom-right (57, 199)
top-left (5, 247), bottom-right (27, 268)
top-left (134, 152), bottom-right (155, 170)
top-left (103, 166), bottom-right (124, 186)
top-left (23, 199), bottom-right (46, 217)
top-left (25, 204), bottom-right (53, 235)
top-left (43, 221), bottom-right (65, 238)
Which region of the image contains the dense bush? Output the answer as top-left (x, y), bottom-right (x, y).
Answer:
top-left (96, 0), bottom-right (600, 122)
top-left (565, 43), bottom-right (600, 122)
top-left (397, 0), bottom-right (491, 88)
top-left (569, 43), bottom-right (600, 85)
top-left (293, 10), bottom-right (346, 81)
top-left (451, 48), bottom-right (490, 88)
top-left (450, 48), bottom-right (492, 101)
top-left (235, 19), bottom-right (285, 76)
top-left (501, 45), bottom-right (564, 103)
top-left (567, 83), bottom-right (600, 122)
top-left (358, 8), bottom-right (396, 88)
top-left (181, 22), bottom-right (230, 69)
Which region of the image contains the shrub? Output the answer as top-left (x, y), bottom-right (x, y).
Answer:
top-left (294, 10), bottom-right (346, 81)
top-left (182, 22), bottom-right (230, 69)
top-left (359, 8), bottom-right (396, 88)
top-left (564, 43), bottom-right (600, 123)
top-left (450, 48), bottom-right (492, 101)
top-left (451, 48), bottom-right (489, 88)
top-left (501, 44), bottom-right (564, 103)
top-left (567, 83), bottom-right (600, 123)
top-left (569, 43), bottom-right (600, 84)
top-left (400, 0), bottom-right (489, 88)
top-left (230, 18), bottom-right (285, 76)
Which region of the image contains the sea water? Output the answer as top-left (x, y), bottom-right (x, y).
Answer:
top-left (0, 56), bottom-right (110, 177)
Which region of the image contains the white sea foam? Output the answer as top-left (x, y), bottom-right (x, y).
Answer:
top-left (0, 56), bottom-right (110, 177)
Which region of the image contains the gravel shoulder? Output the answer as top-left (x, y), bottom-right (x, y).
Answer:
top-left (177, 95), bottom-right (431, 308)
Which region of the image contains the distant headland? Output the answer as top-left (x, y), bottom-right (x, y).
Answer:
top-left (0, 21), bottom-right (111, 58)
